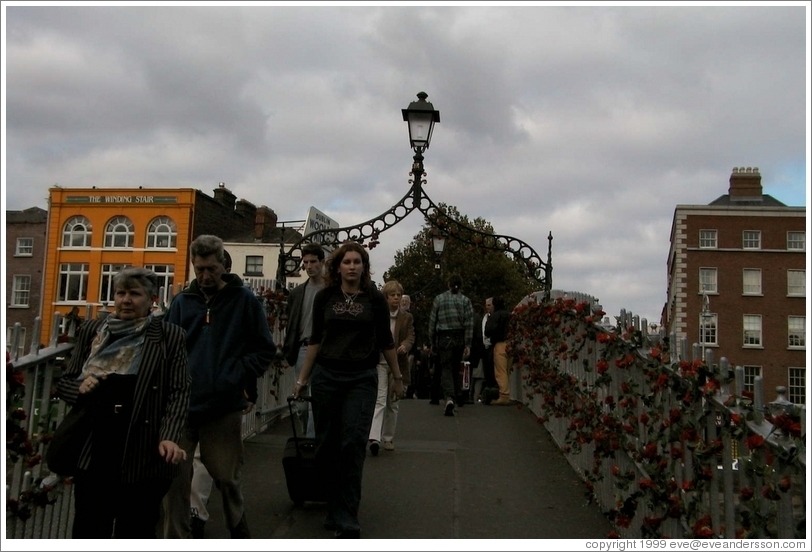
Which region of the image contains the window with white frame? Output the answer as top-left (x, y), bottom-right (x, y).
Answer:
top-left (788, 368), bottom-right (806, 405)
top-left (700, 312), bottom-right (717, 346)
top-left (699, 268), bottom-right (717, 293)
top-left (15, 238), bottom-right (34, 256)
top-left (104, 216), bottom-right (135, 248)
top-left (99, 263), bottom-right (131, 304)
top-left (62, 216), bottom-right (92, 247)
top-left (11, 275), bottom-right (31, 307)
top-left (743, 315), bottom-right (762, 347)
top-left (742, 230), bottom-right (761, 250)
top-left (145, 264), bottom-right (175, 305)
top-left (787, 270), bottom-right (805, 296)
top-left (6, 327), bottom-right (26, 358)
top-left (245, 256), bottom-right (264, 276)
top-left (742, 269), bottom-right (762, 295)
top-left (699, 230), bottom-right (717, 249)
top-left (146, 216), bottom-right (177, 249)
top-left (58, 263), bottom-right (89, 302)
top-left (787, 231), bottom-right (805, 251)
top-left (743, 365), bottom-right (762, 393)
top-left (788, 316), bottom-right (805, 349)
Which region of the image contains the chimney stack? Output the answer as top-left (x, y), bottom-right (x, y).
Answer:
top-left (213, 182), bottom-right (237, 209)
top-left (728, 167), bottom-right (763, 202)
top-left (255, 206), bottom-right (278, 241)
top-left (235, 198), bottom-right (257, 219)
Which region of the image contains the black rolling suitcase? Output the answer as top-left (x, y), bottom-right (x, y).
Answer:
top-left (283, 396), bottom-right (327, 506)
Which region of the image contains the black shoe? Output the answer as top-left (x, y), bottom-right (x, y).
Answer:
top-left (229, 513), bottom-right (250, 539)
top-left (369, 440), bottom-right (380, 456)
top-left (444, 400), bottom-right (455, 417)
top-left (191, 512), bottom-right (205, 539)
top-left (335, 528), bottom-right (361, 538)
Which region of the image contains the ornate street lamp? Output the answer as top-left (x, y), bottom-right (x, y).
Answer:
top-left (402, 91), bottom-right (440, 152)
top-left (275, 91), bottom-right (552, 298)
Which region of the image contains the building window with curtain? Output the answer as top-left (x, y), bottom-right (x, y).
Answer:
top-left (58, 263), bottom-right (89, 302)
top-left (245, 255), bottom-right (264, 276)
top-left (15, 237), bottom-right (34, 256)
top-left (787, 231), bottom-right (805, 251)
top-left (104, 216), bottom-right (135, 248)
top-left (11, 275), bottom-right (31, 307)
top-left (699, 268), bottom-right (717, 294)
top-left (742, 269), bottom-right (762, 295)
top-left (700, 312), bottom-right (717, 346)
top-left (146, 216), bottom-right (177, 248)
top-left (699, 229), bottom-right (717, 249)
top-left (743, 315), bottom-right (762, 347)
top-left (788, 316), bottom-right (805, 349)
top-left (62, 216), bottom-right (92, 247)
top-left (787, 270), bottom-right (805, 296)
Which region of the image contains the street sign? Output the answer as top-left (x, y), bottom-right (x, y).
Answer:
top-left (304, 206), bottom-right (339, 251)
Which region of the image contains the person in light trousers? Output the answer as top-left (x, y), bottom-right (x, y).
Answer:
top-left (368, 280), bottom-right (414, 454)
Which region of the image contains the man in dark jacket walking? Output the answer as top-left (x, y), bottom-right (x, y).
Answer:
top-left (162, 235), bottom-right (277, 538)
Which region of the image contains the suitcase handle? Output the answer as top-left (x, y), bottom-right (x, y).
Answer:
top-left (286, 395), bottom-right (313, 446)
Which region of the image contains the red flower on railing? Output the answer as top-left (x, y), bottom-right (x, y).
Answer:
top-left (745, 434), bottom-right (765, 450)
top-left (506, 295), bottom-right (803, 539)
top-left (693, 515), bottom-right (715, 538)
top-left (769, 414), bottom-right (802, 438)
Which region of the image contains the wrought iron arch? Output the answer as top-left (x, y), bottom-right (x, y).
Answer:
top-left (277, 110), bottom-right (553, 299)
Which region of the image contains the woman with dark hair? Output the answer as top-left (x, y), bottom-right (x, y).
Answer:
top-left (293, 241), bottom-right (403, 538)
top-left (55, 267), bottom-right (190, 538)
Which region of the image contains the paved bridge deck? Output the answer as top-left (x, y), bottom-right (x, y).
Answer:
top-left (203, 397), bottom-right (614, 541)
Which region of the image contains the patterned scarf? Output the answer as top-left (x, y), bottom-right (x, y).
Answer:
top-left (79, 314), bottom-right (153, 379)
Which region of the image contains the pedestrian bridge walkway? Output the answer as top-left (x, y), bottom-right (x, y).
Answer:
top-left (203, 397), bottom-right (613, 540)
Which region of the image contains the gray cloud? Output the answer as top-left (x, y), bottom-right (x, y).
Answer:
top-left (3, 3), bottom-right (808, 324)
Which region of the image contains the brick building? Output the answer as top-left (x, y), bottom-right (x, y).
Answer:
top-left (39, 183), bottom-right (282, 346)
top-left (5, 207), bottom-right (49, 357)
top-left (665, 167), bottom-right (806, 403)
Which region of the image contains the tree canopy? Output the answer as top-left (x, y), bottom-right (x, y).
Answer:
top-left (384, 204), bottom-right (542, 346)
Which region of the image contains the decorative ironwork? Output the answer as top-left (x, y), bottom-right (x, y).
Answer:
top-left (277, 97), bottom-right (553, 298)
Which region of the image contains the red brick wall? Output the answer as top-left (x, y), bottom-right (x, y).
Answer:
top-left (683, 210), bottom-right (805, 397)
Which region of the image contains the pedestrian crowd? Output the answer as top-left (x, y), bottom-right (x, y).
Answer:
top-left (51, 234), bottom-right (514, 539)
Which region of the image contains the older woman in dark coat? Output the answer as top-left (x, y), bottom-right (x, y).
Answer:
top-left (55, 267), bottom-right (190, 538)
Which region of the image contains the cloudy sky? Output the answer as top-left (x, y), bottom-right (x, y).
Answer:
top-left (3, 2), bottom-right (809, 325)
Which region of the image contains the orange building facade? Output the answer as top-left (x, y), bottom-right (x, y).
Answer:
top-left (41, 188), bottom-right (197, 345)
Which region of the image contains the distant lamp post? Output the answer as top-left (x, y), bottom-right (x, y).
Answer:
top-left (431, 229), bottom-right (446, 272)
top-left (700, 290), bottom-right (711, 362)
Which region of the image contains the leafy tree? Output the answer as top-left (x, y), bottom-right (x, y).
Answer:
top-left (385, 204), bottom-right (541, 345)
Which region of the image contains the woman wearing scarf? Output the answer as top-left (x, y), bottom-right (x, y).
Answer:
top-left (55, 267), bottom-right (190, 538)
